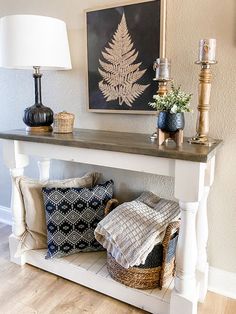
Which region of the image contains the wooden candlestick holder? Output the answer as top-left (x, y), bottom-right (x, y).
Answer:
top-left (158, 129), bottom-right (183, 146)
top-left (189, 61), bottom-right (217, 146)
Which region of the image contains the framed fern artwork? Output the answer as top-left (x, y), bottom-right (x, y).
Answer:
top-left (86, 0), bottom-right (163, 114)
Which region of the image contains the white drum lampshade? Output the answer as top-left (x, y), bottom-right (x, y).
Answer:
top-left (0, 15), bottom-right (72, 132)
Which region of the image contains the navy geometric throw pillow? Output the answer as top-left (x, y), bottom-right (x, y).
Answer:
top-left (42, 180), bottom-right (114, 259)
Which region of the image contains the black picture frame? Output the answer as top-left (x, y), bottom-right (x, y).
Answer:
top-left (86, 0), bottom-right (161, 114)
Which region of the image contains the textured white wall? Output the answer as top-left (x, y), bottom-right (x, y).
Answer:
top-left (0, 0), bottom-right (235, 273)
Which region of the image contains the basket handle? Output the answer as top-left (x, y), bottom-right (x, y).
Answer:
top-left (161, 220), bottom-right (180, 249)
top-left (104, 198), bottom-right (119, 216)
top-left (159, 220), bottom-right (180, 289)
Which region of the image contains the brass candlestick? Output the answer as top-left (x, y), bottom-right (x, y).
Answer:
top-left (154, 79), bottom-right (169, 96)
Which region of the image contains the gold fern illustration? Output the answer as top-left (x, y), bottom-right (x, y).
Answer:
top-left (98, 13), bottom-right (150, 107)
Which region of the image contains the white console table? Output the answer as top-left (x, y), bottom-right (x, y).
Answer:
top-left (0, 129), bottom-right (222, 314)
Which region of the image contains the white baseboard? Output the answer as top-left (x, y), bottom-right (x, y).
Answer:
top-left (0, 206), bottom-right (12, 225)
top-left (0, 206), bottom-right (235, 300)
top-left (208, 266), bottom-right (236, 299)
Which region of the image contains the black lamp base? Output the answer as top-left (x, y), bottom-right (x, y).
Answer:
top-left (23, 67), bottom-right (54, 133)
top-left (23, 103), bottom-right (54, 132)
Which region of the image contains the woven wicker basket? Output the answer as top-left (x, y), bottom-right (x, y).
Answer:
top-left (53, 111), bottom-right (75, 133)
top-left (104, 199), bottom-right (180, 290)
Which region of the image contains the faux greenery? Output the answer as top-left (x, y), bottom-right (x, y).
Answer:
top-left (149, 84), bottom-right (192, 114)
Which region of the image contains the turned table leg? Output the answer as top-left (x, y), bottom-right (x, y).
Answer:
top-left (2, 140), bottom-right (29, 265)
top-left (38, 158), bottom-right (51, 181)
top-left (170, 160), bottom-right (206, 314)
top-left (196, 187), bottom-right (210, 303)
top-left (196, 156), bottom-right (215, 302)
top-left (171, 201), bottom-right (199, 314)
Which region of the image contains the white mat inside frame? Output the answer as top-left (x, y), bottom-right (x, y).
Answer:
top-left (24, 250), bottom-right (173, 314)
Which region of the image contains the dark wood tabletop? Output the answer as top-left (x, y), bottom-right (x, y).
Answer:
top-left (0, 128), bottom-right (222, 163)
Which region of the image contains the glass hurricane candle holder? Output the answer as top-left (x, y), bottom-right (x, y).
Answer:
top-left (196, 38), bottom-right (217, 64)
top-left (153, 58), bottom-right (171, 81)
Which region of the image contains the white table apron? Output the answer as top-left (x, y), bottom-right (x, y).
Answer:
top-left (2, 139), bottom-right (216, 314)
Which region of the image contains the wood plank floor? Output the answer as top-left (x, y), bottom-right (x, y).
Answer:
top-left (0, 223), bottom-right (235, 314)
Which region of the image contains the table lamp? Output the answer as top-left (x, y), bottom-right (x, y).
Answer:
top-left (0, 15), bottom-right (72, 133)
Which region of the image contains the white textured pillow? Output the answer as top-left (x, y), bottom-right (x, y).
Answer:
top-left (15, 172), bottom-right (100, 254)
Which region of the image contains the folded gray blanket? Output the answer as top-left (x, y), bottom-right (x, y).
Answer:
top-left (94, 191), bottom-right (180, 269)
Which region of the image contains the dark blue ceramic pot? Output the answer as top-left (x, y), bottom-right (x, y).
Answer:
top-left (158, 111), bottom-right (185, 132)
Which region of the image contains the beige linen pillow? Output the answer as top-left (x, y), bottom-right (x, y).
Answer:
top-left (16, 172), bottom-right (100, 254)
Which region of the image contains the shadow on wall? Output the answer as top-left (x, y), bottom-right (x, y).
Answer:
top-left (50, 159), bottom-right (175, 204)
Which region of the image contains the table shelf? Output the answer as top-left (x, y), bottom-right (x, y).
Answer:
top-left (25, 249), bottom-right (173, 314)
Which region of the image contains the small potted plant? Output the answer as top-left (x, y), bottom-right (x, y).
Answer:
top-left (149, 84), bottom-right (192, 133)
